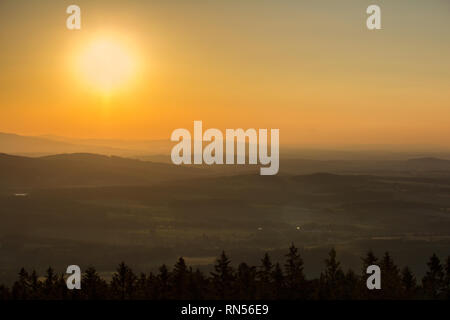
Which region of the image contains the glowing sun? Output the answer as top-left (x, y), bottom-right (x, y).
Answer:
top-left (77, 38), bottom-right (137, 92)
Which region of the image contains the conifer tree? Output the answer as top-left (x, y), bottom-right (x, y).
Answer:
top-left (320, 248), bottom-right (345, 299)
top-left (29, 270), bottom-right (40, 299)
top-left (272, 263), bottom-right (285, 299)
top-left (257, 253), bottom-right (274, 299)
top-left (187, 268), bottom-right (208, 300)
top-left (2, 247), bottom-right (449, 300)
top-left (82, 266), bottom-right (108, 299)
top-left (284, 243), bottom-right (307, 298)
top-left (144, 272), bottom-right (159, 300)
top-left (401, 266), bottom-right (417, 299)
top-left (157, 264), bottom-right (171, 299)
top-left (422, 254), bottom-right (444, 299)
top-left (342, 269), bottom-right (360, 300)
top-left (43, 267), bottom-right (58, 299)
top-left (12, 268), bottom-right (30, 300)
top-left (361, 250), bottom-right (378, 276)
top-left (56, 273), bottom-right (71, 300)
top-left (110, 262), bottom-right (137, 300)
top-left (172, 257), bottom-right (189, 299)
top-left (236, 262), bottom-right (257, 299)
top-left (210, 251), bottom-right (235, 299)
top-left (380, 252), bottom-right (402, 299)
top-left (360, 250), bottom-right (380, 299)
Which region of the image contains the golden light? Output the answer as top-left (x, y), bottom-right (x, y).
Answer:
top-left (76, 38), bottom-right (137, 93)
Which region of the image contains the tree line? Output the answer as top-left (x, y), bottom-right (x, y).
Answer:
top-left (1, 245), bottom-right (449, 300)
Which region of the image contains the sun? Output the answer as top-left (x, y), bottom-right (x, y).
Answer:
top-left (77, 38), bottom-right (137, 93)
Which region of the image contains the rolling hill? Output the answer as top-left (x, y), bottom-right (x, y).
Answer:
top-left (0, 153), bottom-right (207, 189)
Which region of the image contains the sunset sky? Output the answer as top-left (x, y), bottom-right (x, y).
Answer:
top-left (0, 0), bottom-right (449, 148)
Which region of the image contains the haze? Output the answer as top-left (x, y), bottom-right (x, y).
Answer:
top-left (0, 0), bottom-right (449, 148)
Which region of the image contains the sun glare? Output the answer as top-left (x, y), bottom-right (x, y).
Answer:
top-left (77, 38), bottom-right (136, 93)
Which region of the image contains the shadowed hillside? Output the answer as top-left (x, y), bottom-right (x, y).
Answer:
top-left (0, 153), bottom-right (208, 189)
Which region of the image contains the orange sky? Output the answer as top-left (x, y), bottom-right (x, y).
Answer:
top-left (0, 0), bottom-right (449, 148)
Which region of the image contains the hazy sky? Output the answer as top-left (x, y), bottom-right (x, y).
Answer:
top-left (0, 0), bottom-right (449, 148)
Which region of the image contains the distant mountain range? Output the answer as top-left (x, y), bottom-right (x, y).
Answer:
top-left (0, 132), bottom-right (171, 158)
top-left (0, 153), bottom-right (207, 189)
top-left (3, 131), bottom-right (450, 161)
top-left (281, 157), bottom-right (450, 176)
top-left (1, 132), bottom-right (450, 189)
top-left (0, 150), bottom-right (449, 191)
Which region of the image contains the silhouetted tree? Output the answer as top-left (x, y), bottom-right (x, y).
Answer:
top-left (110, 262), bottom-right (137, 300)
top-left (135, 272), bottom-right (149, 299)
top-left (284, 243), bottom-right (307, 299)
top-left (157, 264), bottom-right (171, 299)
top-left (360, 250), bottom-right (379, 299)
top-left (187, 268), bottom-right (208, 300)
top-left (342, 269), bottom-right (360, 300)
top-left (82, 266), bottom-right (108, 299)
top-left (28, 270), bottom-right (40, 299)
top-left (319, 248), bottom-right (345, 299)
top-left (401, 266), bottom-right (417, 299)
top-left (142, 272), bottom-right (159, 299)
top-left (257, 253), bottom-right (274, 299)
top-left (380, 252), bottom-right (402, 299)
top-left (422, 254), bottom-right (444, 299)
top-left (1, 247), bottom-right (449, 301)
top-left (272, 263), bottom-right (285, 299)
top-left (56, 273), bottom-right (72, 300)
top-left (171, 257), bottom-right (189, 299)
top-left (12, 268), bottom-right (30, 300)
top-left (211, 251), bottom-right (235, 299)
top-left (361, 250), bottom-right (378, 275)
top-left (43, 267), bottom-right (58, 299)
top-left (236, 263), bottom-right (257, 299)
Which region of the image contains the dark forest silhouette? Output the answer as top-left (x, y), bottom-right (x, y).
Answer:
top-left (1, 245), bottom-right (449, 300)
